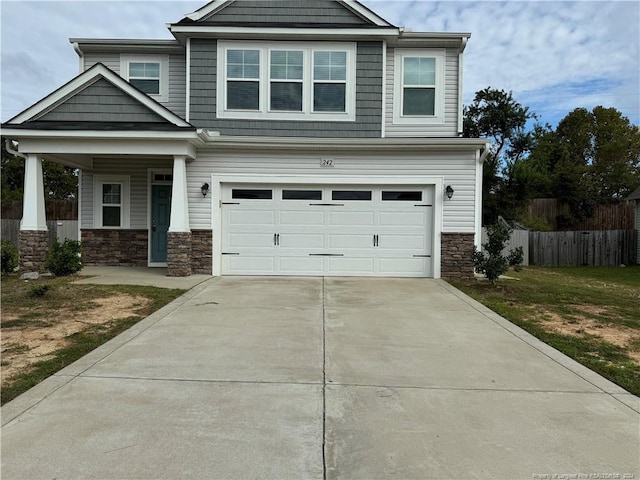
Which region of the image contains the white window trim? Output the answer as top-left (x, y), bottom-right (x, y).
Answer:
top-left (120, 54), bottom-right (169, 103)
top-left (94, 175), bottom-right (130, 229)
top-left (216, 41), bottom-right (356, 122)
top-left (393, 48), bottom-right (445, 125)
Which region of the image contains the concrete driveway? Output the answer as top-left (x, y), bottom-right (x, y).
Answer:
top-left (2, 277), bottom-right (638, 479)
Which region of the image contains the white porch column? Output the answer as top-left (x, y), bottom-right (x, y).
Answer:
top-left (168, 155), bottom-right (190, 232)
top-left (20, 154), bottom-right (48, 231)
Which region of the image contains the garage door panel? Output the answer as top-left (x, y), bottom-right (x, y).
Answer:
top-left (328, 256), bottom-right (375, 274)
top-left (328, 233), bottom-right (373, 249)
top-left (226, 209), bottom-right (276, 226)
top-left (278, 256), bottom-right (324, 274)
top-left (227, 233), bottom-right (274, 248)
top-left (279, 210), bottom-right (325, 226)
top-left (378, 211), bottom-right (428, 227)
top-left (223, 255), bottom-right (275, 274)
top-left (378, 257), bottom-right (429, 276)
top-left (378, 234), bottom-right (426, 250)
top-left (328, 211), bottom-right (375, 226)
top-left (279, 233), bottom-right (324, 249)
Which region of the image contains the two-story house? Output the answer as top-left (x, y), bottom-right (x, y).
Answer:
top-left (3, 0), bottom-right (488, 278)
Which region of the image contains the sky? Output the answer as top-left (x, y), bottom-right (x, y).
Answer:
top-left (1, 0), bottom-right (638, 128)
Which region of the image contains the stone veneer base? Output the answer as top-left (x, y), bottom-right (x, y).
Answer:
top-left (167, 231), bottom-right (192, 277)
top-left (19, 230), bottom-right (50, 273)
top-left (441, 232), bottom-right (475, 279)
top-left (81, 229), bottom-right (148, 267)
top-left (191, 229), bottom-right (213, 274)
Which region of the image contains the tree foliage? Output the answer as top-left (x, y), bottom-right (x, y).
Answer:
top-left (1, 138), bottom-right (78, 208)
top-left (463, 88), bottom-right (537, 224)
top-left (464, 87), bottom-right (640, 228)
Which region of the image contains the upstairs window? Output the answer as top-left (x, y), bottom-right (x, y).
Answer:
top-left (129, 62), bottom-right (160, 95)
top-left (270, 50), bottom-right (303, 111)
top-left (217, 41), bottom-right (356, 121)
top-left (120, 55), bottom-right (169, 102)
top-left (393, 49), bottom-right (445, 125)
top-left (227, 49), bottom-right (260, 110)
top-left (313, 51), bottom-right (347, 112)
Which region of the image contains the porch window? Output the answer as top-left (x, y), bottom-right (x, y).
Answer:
top-left (94, 175), bottom-right (131, 228)
top-left (102, 184), bottom-right (122, 227)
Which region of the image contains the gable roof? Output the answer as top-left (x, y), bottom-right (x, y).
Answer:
top-left (178, 0), bottom-right (394, 27)
top-left (5, 63), bottom-right (191, 129)
top-left (627, 186), bottom-right (640, 201)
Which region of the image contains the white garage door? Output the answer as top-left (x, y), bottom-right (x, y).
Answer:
top-left (221, 185), bottom-right (434, 277)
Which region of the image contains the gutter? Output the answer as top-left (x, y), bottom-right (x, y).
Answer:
top-left (5, 138), bottom-right (26, 159)
top-left (479, 142), bottom-right (491, 163)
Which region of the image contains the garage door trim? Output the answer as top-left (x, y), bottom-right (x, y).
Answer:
top-left (210, 174), bottom-right (445, 277)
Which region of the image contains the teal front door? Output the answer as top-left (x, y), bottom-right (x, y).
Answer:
top-left (151, 185), bottom-right (171, 263)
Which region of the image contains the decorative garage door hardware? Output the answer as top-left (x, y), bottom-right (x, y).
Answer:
top-left (221, 252), bottom-right (240, 255)
top-left (309, 253), bottom-right (345, 257)
top-left (373, 234), bottom-right (379, 247)
top-left (309, 203), bottom-right (345, 206)
top-left (413, 255), bottom-right (432, 258)
top-left (221, 202), bottom-right (240, 205)
top-left (414, 204), bottom-right (433, 207)
top-left (273, 233), bottom-right (280, 246)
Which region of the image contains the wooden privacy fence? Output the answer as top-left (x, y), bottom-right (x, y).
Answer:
top-left (527, 199), bottom-right (634, 230)
top-left (529, 230), bottom-right (637, 267)
top-left (1, 219), bottom-right (78, 246)
top-left (481, 228), bottom-right (530, 266)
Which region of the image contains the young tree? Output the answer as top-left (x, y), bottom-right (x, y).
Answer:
top-left (463, 88), bottom-right (537, 224)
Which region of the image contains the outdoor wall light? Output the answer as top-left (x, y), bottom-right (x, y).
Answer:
top-left (445, 185), bottom-right (454, 199)
top-left (201, 182), bottom-right (210, 197)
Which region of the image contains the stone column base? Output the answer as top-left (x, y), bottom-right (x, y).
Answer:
top-left (167, 231), bottom-right (192, 277)
top-left (441, 232), bottom-right (475, 279)
top-left (19, 230), bottom-right (50, 273)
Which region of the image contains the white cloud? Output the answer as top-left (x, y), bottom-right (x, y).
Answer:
top-left (1, 0), bottom-right (638, 126)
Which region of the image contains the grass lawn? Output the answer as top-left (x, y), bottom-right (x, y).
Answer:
top-left (450, 266), bottom-right (640, 396)
top-left (1, 275), bottom-right (185, 405)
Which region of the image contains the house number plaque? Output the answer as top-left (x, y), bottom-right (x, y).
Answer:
top-left (321, 158), bottom-right (334, 167)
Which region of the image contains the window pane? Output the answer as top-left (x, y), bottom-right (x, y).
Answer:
top-left (227, 81), bottom-right (259, 110)
top-left (382, 191), bottom-right (423, 201)
top-left (314, 84), bottom-right (345, 112)
top-left (283, 190), bottom-right (322, 200)
top-left (314, 51), bottom-right (346, 81)
top-left (102, 184), bottom-right (121, 204)
top-left (103, 206), bottom-right (121, 227)
top-left (131, 78), bottom-right (160, 95)
top-left (404, 57), bottom-right (435, 86)
top-left (130, 62), bottom-right (159, 79)
top-left (270, 82), bottom-right (303, 111)
top-left (403, 88), bottom-right (435, 116)
top-left (129, 63), bottom-right (146, 77)
top-left (270, 50), bottom-right (303, 80)
top-left (232, 189), bottom-right (273, 199)
top-left (227, 49), bottom-right (260, 79)
top-left (332, 190), bottom-right (372, 201)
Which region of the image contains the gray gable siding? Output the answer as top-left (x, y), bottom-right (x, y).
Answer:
top-left (200, 0), bottom-right (369, 25)
top-left (39, 78), bottom-right (166, 123)
top-left (189, 39), bottom-right (382, 137)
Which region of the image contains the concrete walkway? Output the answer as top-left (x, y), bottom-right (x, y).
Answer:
top-left (2, 277), bottom-right (638, 479)
top-left (75, 266), bottom-right (212, 289)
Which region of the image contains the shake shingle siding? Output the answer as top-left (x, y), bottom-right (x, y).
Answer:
top-left (39, 78), bottom-right (164, 123)
top-left (189, 40), bottom-right (383, 137)
top-left (199, 0), bottom-right (369, 25)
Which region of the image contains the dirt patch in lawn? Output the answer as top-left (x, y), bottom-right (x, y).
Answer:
top-left (533, 307), bottom-right (640, 363)
top-left (1, 294), bottom-right (150, 385)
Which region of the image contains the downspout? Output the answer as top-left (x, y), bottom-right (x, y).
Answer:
top-left (475, 142), bottom-right (491, 251)
top-left (5, 138), bottom-right (26, 159)
top-left (457, 36), bottom-right (468, 136)
top-left (72, 41), bottom-right (84, 73)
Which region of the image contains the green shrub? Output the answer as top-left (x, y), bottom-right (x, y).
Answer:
top-left (1, 239), bottom-right (19, 275)
top-left (45, 239), bottom-right (83, 276)
top-left (473, 223), bottom-right (524, 283)
top-left (28, 284), bottom-right (51, 298)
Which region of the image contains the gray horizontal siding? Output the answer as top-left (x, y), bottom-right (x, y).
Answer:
top-left (84, 53), bottom-right (120, 73)
top-left (83, 52), bottom-right (186, 119)
top-left (38, 78), bottom-right (165, 123)
top-left (81, 158), bottom-right (173, 229)
top-left (201, 0), bottom-right (369, 24)
top-left (385, 47), bottom-right (460, 137)
top-left (189, 39), bottom-right (383, 137)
